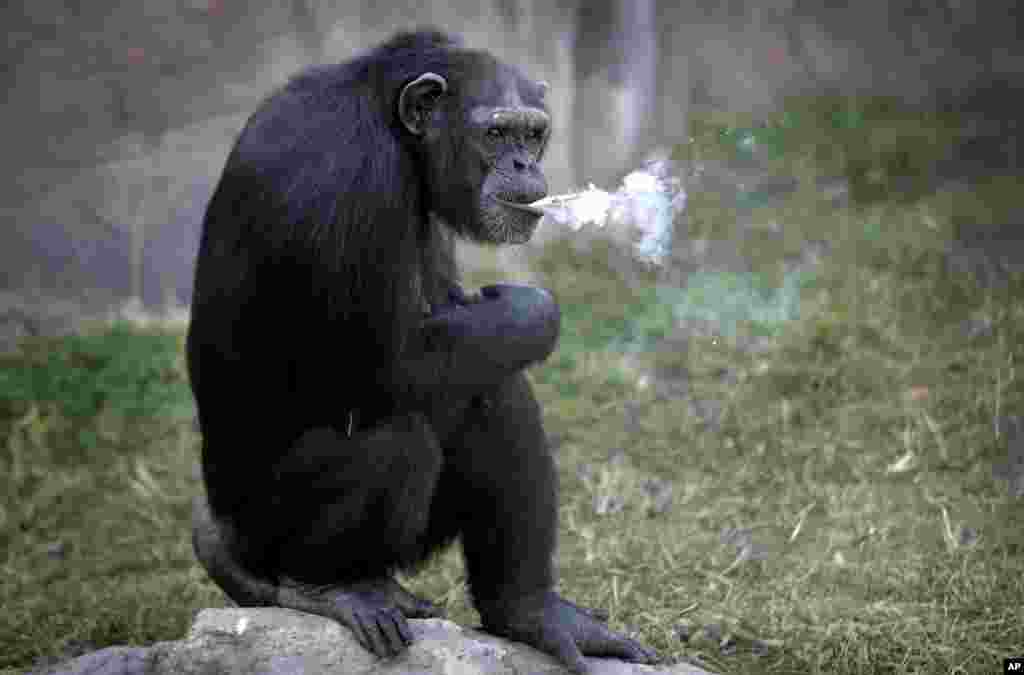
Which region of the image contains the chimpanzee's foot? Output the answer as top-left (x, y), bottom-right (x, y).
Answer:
top-left (479, 590), bottom-right (659, 675)
top-left (193, 496), bottom-right (443, 657)
top-left (277, 576), bottom-right (445, 658)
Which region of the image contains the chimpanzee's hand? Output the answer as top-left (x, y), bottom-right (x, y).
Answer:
top-left (479, 591), bottom-right (659, 674)
top-left (480, 283), bottom-right (559, 353)
top-left (276, 576), bottom-right (445, 659)
top-left (424, 283), bottom-right (560, 369)
top-left (427, 282), bottom-right (479, 316)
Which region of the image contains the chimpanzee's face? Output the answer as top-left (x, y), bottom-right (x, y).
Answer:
top-left (399, 62), bottom-right (550, 244)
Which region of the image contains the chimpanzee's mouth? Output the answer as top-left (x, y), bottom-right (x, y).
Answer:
top-left (494, 197), bottom-right (547, 218)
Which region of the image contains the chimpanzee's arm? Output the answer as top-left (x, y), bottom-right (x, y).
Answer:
top-left (392, 283), bottom-right (560, 405)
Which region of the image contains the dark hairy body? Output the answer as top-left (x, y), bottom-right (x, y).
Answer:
top-left (188, 28), bottom-right (657, 674)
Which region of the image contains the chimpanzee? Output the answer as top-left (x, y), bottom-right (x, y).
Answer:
top-left (188, 28), bottom-right (658, 673)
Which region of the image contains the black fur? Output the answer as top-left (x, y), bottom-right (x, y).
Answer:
top-left (188, 28), bottom-right (656, 673)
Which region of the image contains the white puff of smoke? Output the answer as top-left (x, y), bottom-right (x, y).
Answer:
top-left (532, 158), bottom-right (686, 266)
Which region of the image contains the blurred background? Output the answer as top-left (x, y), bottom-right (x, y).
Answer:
top-left (3, 2), bottom-right (1023, 673)
top-left (1, 0), bottom-right (1020, 326)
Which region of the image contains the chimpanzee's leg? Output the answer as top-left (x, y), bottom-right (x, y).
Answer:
top-left (441, 373), bottom-right (659, 674)
top-left (192, 413), bottom-right (446, 658)
top-left (271, 417), bottom-right (442, 580)
top-left (437, 374), bottom-right (558, 602)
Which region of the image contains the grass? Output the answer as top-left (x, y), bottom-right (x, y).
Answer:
top-left (2, 97), bottom-right (1023, 674)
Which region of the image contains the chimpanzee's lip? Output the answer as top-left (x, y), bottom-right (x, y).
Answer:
top-left (494, 197), bottom-right (547, 217)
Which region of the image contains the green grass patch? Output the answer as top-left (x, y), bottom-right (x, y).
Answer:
top-left (1, 323), bottom-right (216, 670)
top-left (679, 95), bottom-right (965, 206)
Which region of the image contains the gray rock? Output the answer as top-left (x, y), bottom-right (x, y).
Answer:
top-left (32, 646), bottom-right (154, 675)
top-left (38, 607), bottom-right (715, 675)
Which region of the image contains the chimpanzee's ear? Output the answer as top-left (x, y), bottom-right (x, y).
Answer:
top-left (399, 73), bottom-right (448, 135)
